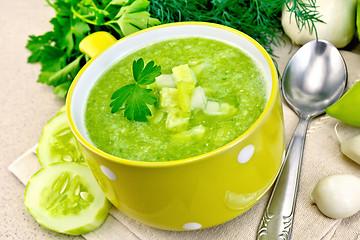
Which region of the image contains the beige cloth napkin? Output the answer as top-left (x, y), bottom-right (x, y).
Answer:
top-left (8, 47), bottom-right (360, 240)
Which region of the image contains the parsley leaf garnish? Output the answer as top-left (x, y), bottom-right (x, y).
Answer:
top-left (110, 58), bottom-right (161, 122)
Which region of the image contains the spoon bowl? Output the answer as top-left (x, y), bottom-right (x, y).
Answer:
top-left (258, 40), bottom-right (347, 240)
top-left (282, 40), bottom-right (347, 117)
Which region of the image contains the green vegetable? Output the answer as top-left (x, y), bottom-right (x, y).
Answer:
top-left (37, 109), bottom-right (85, 166)
top-left (28, 0), bottom-right (321, 98)
top-left (24, 162), bottom-right (111, 235)
top-left (110, 58), bottom-right (161, 121)
top-left (149, 0), bottom-right (322, 55)
top-left (326, 81), bottom-right (360, 127)
top-left (26, 0), bottom-right (160, 97)
top-left (282, 0), bottom-right (357, 48)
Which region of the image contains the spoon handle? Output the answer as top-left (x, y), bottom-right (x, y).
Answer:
top-left (257, 115), bottom-right (310, 240)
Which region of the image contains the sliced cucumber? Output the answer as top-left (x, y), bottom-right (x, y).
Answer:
top-left (160, 87), bottom-right (179, 108)
top-left (57, 105), bottom-right (66, 114)
top-left (203, 101), bottom-right (237, 116)
top-left (190, 62), bottom-right (205, 79)
top-left (204, 101), bottom-right (221, 115)
top-left (191, 86), bottom-right (207, 110)
top-left (148, 109), bottom-right (165, 124)
top-left (177, 81), bottom-right (195, 112)
top-left (166, 108), bottom-right (190, 131)
top-left (172, 64), bottom-right (197, 83)
top-left (24, 162), bottom-right (111, 235)
top-left (155, 74), bottom-right (176, 88)
top-left (219, 103), bottom-right (237, 115)
top-left (172, 125), bottom-right (206, 141)
top-left (37, 111), bottom-right (85, 166)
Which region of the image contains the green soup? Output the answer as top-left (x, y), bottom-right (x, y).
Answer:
top-left (85, 37), bottom-right (267, 162)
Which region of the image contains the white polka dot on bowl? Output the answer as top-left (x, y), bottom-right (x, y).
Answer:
top-left (182, 222), bottom-right (202, 230)
top-left (100, 165), bottom-right (117, 181)
top-left (237, 145), bottom-right (255, 164)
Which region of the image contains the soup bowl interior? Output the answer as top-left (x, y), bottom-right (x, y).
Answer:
top-left (67, 22), bottom-right (284, 231)
top-left (70, 23), bottom-right (274, 145)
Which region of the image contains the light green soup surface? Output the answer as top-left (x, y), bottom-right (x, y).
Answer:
top-left (85, 37), bottom-right (267, 162)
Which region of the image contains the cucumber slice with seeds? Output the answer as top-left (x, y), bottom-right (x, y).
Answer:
top-left (58, 105), bottom-right (66, 114)
top-left (37, 111), bottom-right (85, 166)
top-left (24, 162), bottom-right (111, 235)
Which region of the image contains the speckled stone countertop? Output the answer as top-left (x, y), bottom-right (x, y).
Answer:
top-left (1, 1), bottom-right (360, 239)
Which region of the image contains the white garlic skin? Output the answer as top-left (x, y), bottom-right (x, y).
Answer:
top-left (340, 135), bottom-right (360, 165)
top-left (281, 0), bottom-right (357, 48)
top-left (311, 174), bottom-right (360, 219)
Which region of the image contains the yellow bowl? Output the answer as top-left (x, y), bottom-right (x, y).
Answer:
top-left (66, 22), bottom-right (285, 231)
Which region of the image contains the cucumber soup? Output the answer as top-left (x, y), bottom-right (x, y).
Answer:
top-left (85, 37), bottom-right (267, 162)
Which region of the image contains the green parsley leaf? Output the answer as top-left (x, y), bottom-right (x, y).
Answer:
top-left (113, 0), bottom-right (161, 36)
top-left (47, 55), bottom-right (84, 87)
top-left (53, 81), bottom-right (72, 98)
top-left (110, 84), bottom-right (135, 113)
top-left (26, 32), bottom-right (54, 63)
top-left (132, 58), bottom-right (161, 85)
top-left (124, 85), bottom-right (157, 122)
top-left (27, 0), bottom-right (160, 98)
top-left (110, 58), bottom-right (160, 122)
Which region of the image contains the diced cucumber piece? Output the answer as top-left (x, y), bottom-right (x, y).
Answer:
top-left (219, 103), bottom-right (238, 115)
top-left (172, 64), bottom-right (197, 83)
top-left (146, 82), bottom-right (156, 90)
top-left (204, 101), bottom-right (221, 115)
top-left (190, 63), bottom-right (205, 79)
top-left (188, 59), bottom-right (202, 66)
top-left (166, 108), bottom-right (190, 131)
top-left (177, 81), bottom-right (195, 112)
top-left (203, 87), bottom-right (213, 96)
top-left (24, 162), bottom-right (111, 235)
top-left (190, 125), bottom-right (206, 139)
top-left (172, 125), bottom-right (206, 141)
top-left (146, 104), bottom-right (155, 115)
top-left (155, 74), bottom-right (176, 88)
top-left (37, 111), bottom-right (85, 167)
top-left (148, 109), bottom-right (165, 124)
top-left (160, 87), bottom-right (179, 108)
top-left (204, 101), bottom-right (237, 116)
top-left (191, 86), bottom-right (207, 110)
top-left (171, 131), bottom-right (192, 141)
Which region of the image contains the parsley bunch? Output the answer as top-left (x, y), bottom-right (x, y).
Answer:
top-left (26, 0), bottom-right (160, 97)
top-left (110, 58), bottom-right (161, 122)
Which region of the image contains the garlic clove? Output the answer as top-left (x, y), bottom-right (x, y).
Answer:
top-left (311, 174), bottom-right (360, 219)
top-left (340, 135), bottom-right (360, 165)
top-left (334, 123), bottom-right (360, 165)
top-left (281, 0), bottom-right (357, 48)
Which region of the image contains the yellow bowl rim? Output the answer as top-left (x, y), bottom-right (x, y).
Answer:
top-left (66, 21), bottom-right (279, 168)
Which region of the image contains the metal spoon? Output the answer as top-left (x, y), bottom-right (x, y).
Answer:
top-left (257, 40), bottom-right (347, 240)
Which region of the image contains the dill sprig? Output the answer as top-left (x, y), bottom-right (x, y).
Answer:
top-left (285, 0), bottom-right (323, 37)
top-left (149, 0), bottom-right (323, 55)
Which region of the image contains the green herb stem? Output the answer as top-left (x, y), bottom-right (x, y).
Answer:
top-left (71, 7), bottom-right (99, 26)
